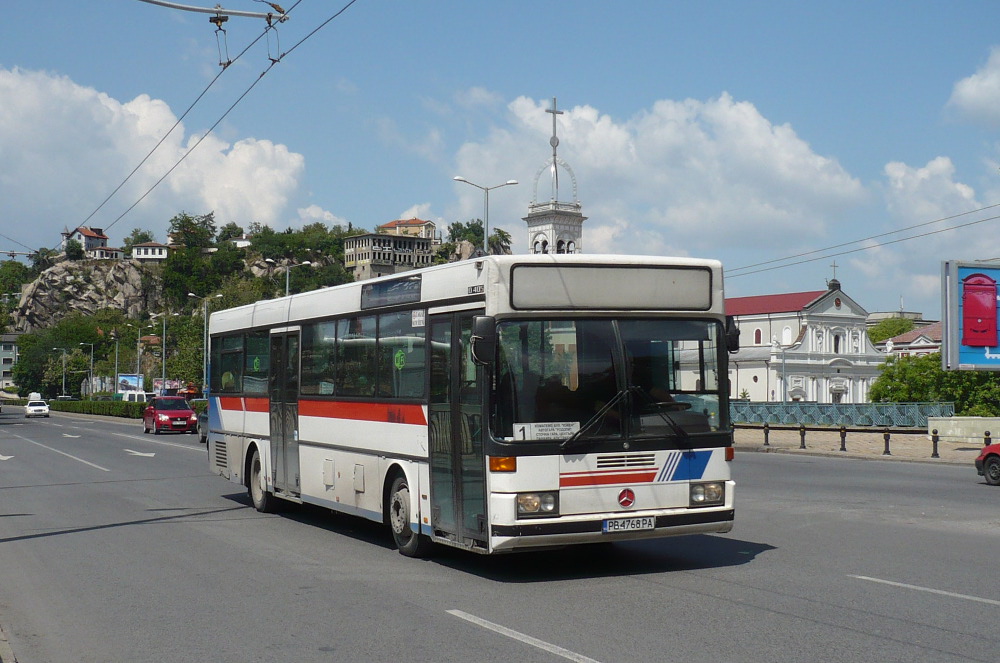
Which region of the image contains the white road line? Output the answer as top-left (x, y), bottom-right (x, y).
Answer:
top-left (7, 431), bottom-right (110, 472)
top-left (108, 431), bottom-right (204, 451)
top-left (850, 575), bottom-right (1000, 607)
top-left (447, 609), bottom-right (602, 663)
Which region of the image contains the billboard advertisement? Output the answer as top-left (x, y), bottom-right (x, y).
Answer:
top-left (117, 374), bottom-right (144, 393)
top-left (942, 260), bottom-right (1000, 370)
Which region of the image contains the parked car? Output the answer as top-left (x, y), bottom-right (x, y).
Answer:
top-left (976, 443), bottom-right (1000, 486)
top-left (25, 400), bottom-right (50, 418)
top-left (197, 410), bottom-right (209, 444)
top-left (143, 396), bottom-right (197, 435)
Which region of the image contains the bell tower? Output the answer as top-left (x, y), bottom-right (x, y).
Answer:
top-left (523, 97), bottom-right (587, 254)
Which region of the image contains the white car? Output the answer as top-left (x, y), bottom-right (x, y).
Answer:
top-left (25, 400), bottom-right (50, 418)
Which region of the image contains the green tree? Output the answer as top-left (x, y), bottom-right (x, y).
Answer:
top-left (488, 227), bottom-right (512, 255)
top-left (65, 239), bottom-right (85, 261)
top-left (869, 352), bottom-right (1000, 416)
top-left (216, 222), bottom-right (245, 244)
top-left (122, 228), bottom-right (156, 255)
top-left (0, 260), bottom-right (33, 296)
top-left (447, 219), bottom-right (485, 246)
top-left (868, 317), bottom-right (915, 344)
top-left (168, 212), bottom-right (217, 249)
top-left (31, 247), bottom-right (58, 272)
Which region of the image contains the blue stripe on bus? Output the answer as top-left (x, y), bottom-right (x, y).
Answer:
top-left (671, 450), bottom-right (712, 481)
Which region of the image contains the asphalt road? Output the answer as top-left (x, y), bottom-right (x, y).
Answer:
top-left (0, 407), bottom-right (997, 663)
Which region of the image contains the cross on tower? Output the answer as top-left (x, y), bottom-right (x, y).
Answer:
top-left (546, 97), bottom-right (563, 200)
top-left (830, 260), bottom-right (838, 279)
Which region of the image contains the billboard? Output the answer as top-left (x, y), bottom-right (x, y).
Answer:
top-left (117, 374), bottom-right (144, 393)
top-left (942, 260), bottom-right (1000, 370)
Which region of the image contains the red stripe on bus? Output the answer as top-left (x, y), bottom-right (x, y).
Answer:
top-left (559, 470), bottom-right (658, 487)
top-left (299, 400), bottom-right (427, 426)
top-left (244, 396), bottom-right (269, 412)
top-left (218, 396), bottom-right (270, 412)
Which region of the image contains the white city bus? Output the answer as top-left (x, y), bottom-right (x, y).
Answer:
top-left (207, 254), bottom-right (738, 556)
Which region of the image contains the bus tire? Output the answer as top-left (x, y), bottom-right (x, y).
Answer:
top-left (249, 446), bottom-right (277, 513)
top-left (388, 474), bottom-right (430, 557)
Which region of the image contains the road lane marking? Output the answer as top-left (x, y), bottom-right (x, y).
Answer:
top-left (109, 431), bottom-right (204, 452)
top-left (6, 431), bottom-right (110, 472)
top-left (850, 575), bottom-right (1000, 607)
top-left (447, 609), bottom-right (602, 663)
top-left (124, 449), bottom-right (156, 457)
top-left (0, 454), bottom-right (13, 461)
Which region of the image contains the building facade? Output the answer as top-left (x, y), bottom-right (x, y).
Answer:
top-left (378, 218), bottom-right (438, 241)
top-left (876, 320), bottom-right (942, 358)
top-left (1, 333), bottom-right (19, 390)
top-left (343, 233), bottom-right (434, 281)
top-left (131, 242), bottom-right (170, 263)
top-left (726, 279), bottom-right (886, 404)
top-left (61, 226), bottom-right (109, 254)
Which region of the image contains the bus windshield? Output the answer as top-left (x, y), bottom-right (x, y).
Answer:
top-left (491, 318), bottom-right (724, 444)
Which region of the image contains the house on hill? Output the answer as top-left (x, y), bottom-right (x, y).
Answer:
top-left (61, 226), bottom-right (109, 254)
top-left (378, 218), bottom-right (438, 241)
top-left (726, 279), bottom-right (885, 403)
top-left (876, 320), bottom-right (942, 358)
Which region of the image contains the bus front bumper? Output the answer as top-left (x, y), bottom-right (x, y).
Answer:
top-left (488, 508), bottom-right (734, 552)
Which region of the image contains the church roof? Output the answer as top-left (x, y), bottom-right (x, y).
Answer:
top-left (725, 290), bottom-right (827, 316)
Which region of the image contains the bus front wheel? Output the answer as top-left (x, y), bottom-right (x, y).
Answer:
top-left (388, 475), bottom-right (430, 557)
top-left (249, 447), bottom-right (277, 513)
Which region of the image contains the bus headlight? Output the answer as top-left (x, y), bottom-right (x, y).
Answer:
top-left (689, 482), bottom-right (725, 507)
top-left (516, 492), bottom-right (559, 518)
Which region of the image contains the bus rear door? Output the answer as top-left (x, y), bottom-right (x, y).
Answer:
top-left (269, 331), bottom-right (301, 498)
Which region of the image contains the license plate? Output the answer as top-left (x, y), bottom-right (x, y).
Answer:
top-left (603, 516), bottom-right (655, 533)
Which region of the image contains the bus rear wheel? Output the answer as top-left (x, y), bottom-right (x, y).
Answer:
top-left (388, 475), bottom-right (430, 557)
top-left (249, 447), bottom-right (277, 513)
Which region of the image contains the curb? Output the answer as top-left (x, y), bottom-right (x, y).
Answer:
top-left (0, 620), bottom-right (15, 663)
top-left (735, 444), bottom-right (972, 465)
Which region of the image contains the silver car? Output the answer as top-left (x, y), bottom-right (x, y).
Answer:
top-left (25, 400), bottom-right (50, 418)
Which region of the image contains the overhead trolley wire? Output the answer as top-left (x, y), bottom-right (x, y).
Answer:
top-left (727, 201), bottom-right (1000, 278)
top-left (728, 208), bottom-right (1000, 278)
top-left (84, 4), bottom-right (298, 236)
top-left (97, 0), bottom-right (359, 238)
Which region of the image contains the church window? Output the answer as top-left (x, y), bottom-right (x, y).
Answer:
top-left (782, 326), bottom-right (792, 345)
top-left (567, 241), bottom-right (575, 253)
top-left (533, 241), bottom-right (540, 254)
top-left (754, 328), bottom-right (762, 344)
top-left (834, 334), bottom-right (841, 354)
top-left (557, 240), bottom-right (565, 254)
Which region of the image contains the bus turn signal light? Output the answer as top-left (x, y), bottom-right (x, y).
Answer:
top-left (489, 456), bottom-right (517, 472)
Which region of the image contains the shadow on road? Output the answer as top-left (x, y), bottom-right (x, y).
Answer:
top-left (222, 492), bottom-right (775, 581)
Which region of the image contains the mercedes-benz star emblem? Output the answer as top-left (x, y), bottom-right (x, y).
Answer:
top-left (618, 488), bottom-right (636, 508)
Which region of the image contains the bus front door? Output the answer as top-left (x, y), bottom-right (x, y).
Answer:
top-left (429, 313), bottom-right (486, 548)
top-left (269, 332), bottom-right (300, 498)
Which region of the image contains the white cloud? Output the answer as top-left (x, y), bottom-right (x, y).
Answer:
top-left (296, 204), bottom-right (349, 227)
top-left (0, 67), bottom-right (306, 249)
top-left (949, 47), bottom-right (1000, 126)
top-left (453, 94), bottom-right (867, 257)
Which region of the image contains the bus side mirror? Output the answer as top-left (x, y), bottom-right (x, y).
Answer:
top-left (471, 315), bottom-right (497, 365)
top-left (725, 315), bottom-right (740, 353)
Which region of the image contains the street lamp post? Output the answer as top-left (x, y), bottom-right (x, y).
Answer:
top-left (52, 348), bottom-right (67, 397)
top-left (128, 323), bottom-right (155, 393)
top-left (453, 176), bottom-right (518, 253)
top-left (79, 342), bottom-right (94, 398)
top-left (189, 292), bottom-right (223, 394)
top-left (265, 258), bottom-right (312, 296)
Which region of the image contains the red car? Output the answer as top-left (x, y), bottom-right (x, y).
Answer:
top-left (143, 396), bottom-right (198, 435)
top-left (975, 443), bottom-right (1000, 486)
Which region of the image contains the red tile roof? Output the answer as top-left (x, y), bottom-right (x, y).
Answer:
top-left (73, 226), bottom-right (109, 239)
top-left (724, 291), bottom-right (826, 316)
top-left (379, 218), bottom-right (432, 229)
top-left (887, 320), bottom-right (942, 344)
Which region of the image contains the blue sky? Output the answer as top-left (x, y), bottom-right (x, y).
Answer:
top-left (6, 1), bottom-right (1000, 319)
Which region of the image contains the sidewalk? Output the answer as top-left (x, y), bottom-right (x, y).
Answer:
top-left (734, 426), bottom-right (984, 465)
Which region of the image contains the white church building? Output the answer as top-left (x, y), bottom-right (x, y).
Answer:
top-left (726, 278), bottom-right (885, 404)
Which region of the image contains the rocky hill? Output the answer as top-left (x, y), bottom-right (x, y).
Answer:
top-left (10, 260), bottom-right (163, 333)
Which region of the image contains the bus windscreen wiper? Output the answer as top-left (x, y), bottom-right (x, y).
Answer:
top-left (630, 385), bottom-right (690, 442)
top-left (560, 387), bottom-right (630, 451)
